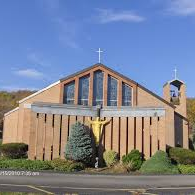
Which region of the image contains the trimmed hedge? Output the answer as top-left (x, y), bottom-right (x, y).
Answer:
top-left (0, 159), bottom-right (52, 170)
top-left (103, 150), bottom-right (119, 167)
top-left (169, 147), bottom-right (195, 165)
top-left (0, 143), bottom-right (28, 159)
top-left (140, 150), bottom-right (179, 174)
top-left (0, 140), bottom-right (2, 154)
top-left (0, 158), bottom-right (84, 172)
top-left (122, 149), bottom-right (143, 171)
top-left (178, 164), bottom-right (195, 174)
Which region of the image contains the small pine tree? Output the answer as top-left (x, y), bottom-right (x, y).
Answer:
top-left (65, 122), bottom-right (93, 165)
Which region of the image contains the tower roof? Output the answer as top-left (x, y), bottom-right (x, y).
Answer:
top-left (165, 79), bottom-right (185, 88)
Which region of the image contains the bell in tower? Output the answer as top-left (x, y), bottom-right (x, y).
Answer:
top-left (163, 68), bottom-right (187, 117)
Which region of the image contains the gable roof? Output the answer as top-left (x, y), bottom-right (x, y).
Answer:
top-left (60, 63), bottom-right (175, 109)
top-left (11, 63), bottom-right (175, 109)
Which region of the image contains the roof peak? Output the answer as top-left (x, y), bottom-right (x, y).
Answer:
top-left (169, 78), bottom-right (185, 84)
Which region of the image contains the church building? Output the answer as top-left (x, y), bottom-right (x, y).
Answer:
top-left (3, 63), bottom-right (189, 160)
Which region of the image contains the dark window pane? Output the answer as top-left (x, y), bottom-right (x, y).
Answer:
top-left (93, 70), bottom-right (104, 106)
top-left (107, 76), bottom-right (118, 106)
top-left (78, 75), bottom-right (89, 106)
top-left (122, 83), bottom-right (132, 106)
top-left (63, 81), bottom-right (75, 104)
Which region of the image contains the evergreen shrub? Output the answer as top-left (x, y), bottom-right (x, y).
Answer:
top-left (65, 122), bottom-right (93, 165)
top-left (103, 150), bottom-right (119, 167)
top-left (0, 143), bottom-right (28, 159)
top-left (169, 147), bottom-right (195, 165)
top-left (140, 150), bottom-right (179, 174)
top-left (178, 164), bottom-right (195, 174)
top-left (122, 149), bottom-right (142, 171)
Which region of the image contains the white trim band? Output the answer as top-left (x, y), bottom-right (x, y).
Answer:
top-left (4, 107), bottom-right (19, 117)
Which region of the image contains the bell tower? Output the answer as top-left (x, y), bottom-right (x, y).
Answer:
top-left (163, 77), bottom-right (187, 117)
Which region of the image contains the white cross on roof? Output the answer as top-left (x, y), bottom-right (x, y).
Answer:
top-left (96, 48), bottom-right (103, 63)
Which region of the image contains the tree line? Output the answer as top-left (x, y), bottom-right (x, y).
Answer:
top-left (0, 90), bottom-right (34, 135)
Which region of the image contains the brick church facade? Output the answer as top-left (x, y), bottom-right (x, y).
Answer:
top-left (3, 64), bottom-right (189, 160)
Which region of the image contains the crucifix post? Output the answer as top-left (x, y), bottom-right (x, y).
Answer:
top-left (174, 67), bottom-right (178, 80)
top-left (96, 48), bottom-right (103, 63)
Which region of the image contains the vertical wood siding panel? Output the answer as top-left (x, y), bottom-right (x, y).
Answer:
top-left (36, 113), bottom-right (45, 160)
top-left (98, 117), bottom-right (105, 165)
top-left (143, 117), bottom-right (150, 159)
top-left (118, 80), bottom-right (122, 107)
top-left (28, 112), bottom-right (37, 160)
top-left (42, 115), bottom-right (46, 159)
top-left (69, 116), bottom-right (77, 134)
top-left (151, 117), bottom-right (158, 155)
top-left (83, 116), bottom-right (88, 126)
top-left (61, 115), bottom-right (69, 159)
top-left (105, 117), bottom-right (112, 151)
top-left (77, 116), bottom-right (84, 124)
top-left (112, 117), bottom-right (120, 154)
top-left (136, 117), bottom-right (143, 152)
top-left (158, 116), bottom-right (166, 151)
top-left (74, 77), bottom-right (79, 105)
top-left (183, 120), bottom-right (189, 149)
top-left (89, 71), bottom-right (94, 106)
top-left (103, 73), bottom-right (108, 107)
top-left (128, 117), bottom-right (135, 153)
top-left (53, 115), bottom-right (61, 159)
top-left (44, 114), bottom-right (53, 161)
top-left (22, 109), bottom-right (31, 144)
top-left (120, 117), bottom-right (127, 156)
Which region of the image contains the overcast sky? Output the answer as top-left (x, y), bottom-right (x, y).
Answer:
top-left (0, 0), bottom-right (195, 97)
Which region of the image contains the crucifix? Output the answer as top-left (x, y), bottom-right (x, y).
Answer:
top-left (174, 67), bottom-right (178, 80)
top-left (96, 48), bottom-right (103, 63)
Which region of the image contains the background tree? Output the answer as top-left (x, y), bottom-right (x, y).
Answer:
top-left (187, 98), bottom-right (195, 149)
top-left (65, 122), bottom-right (93, 165)
top-left (187, 98), bottom-right (195, 133)
top-left (0, 90), bottom-right (34, 138)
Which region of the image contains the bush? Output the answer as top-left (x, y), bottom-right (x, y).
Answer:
top-left (0, 159), bottom-right (52, 170)
top-left (0, 140), bottom-right (2, 154)
top-left (103, 150), bottom-right (119, 167)
top-left (0, 158), bottom-right (84, 172)
top-left (110, 163), bottom-right (129, 174)
top-left (65, 122), bottom-right (93, 165)
top-left (140, 150), bottom-right (179, 174)
top-left (51, 158), bottom-right (84, 172)
top-left (122, 150), bottom-right (142, 171)
top-left (169, 147), bottom-right (195, 165)
top-left (0, 143), bottom-right (28, 159)
top-left (178, 164), bottom-right (195, 174)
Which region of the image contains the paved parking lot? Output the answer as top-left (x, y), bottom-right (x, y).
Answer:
top-left (1, 172), bottom-right (195, 194)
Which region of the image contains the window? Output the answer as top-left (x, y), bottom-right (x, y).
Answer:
top-left (93, 70), bottom-right (104, 106)
top-left (107, 76), bottom-right (118, 106)
top-left (63, 81), bottom-right (75, 104)
top-left (78, 75), bottom-right (89, 106)
top-left (122, 83), bottom-right (132, 106)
